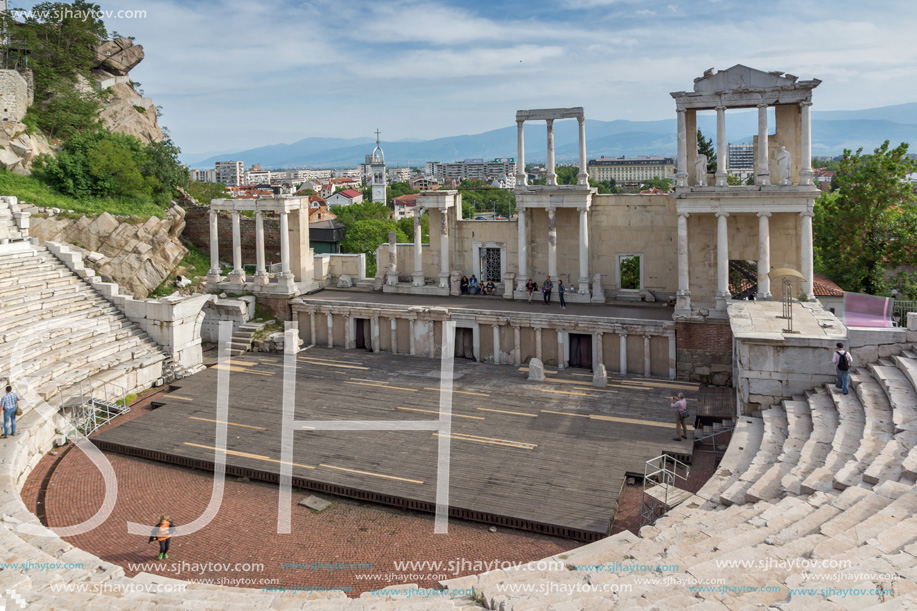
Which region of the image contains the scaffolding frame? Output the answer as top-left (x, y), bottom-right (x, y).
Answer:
top-left (640, 454), bottom-right (690, 529)
top-left (58, 376), bottom-right (129, 439)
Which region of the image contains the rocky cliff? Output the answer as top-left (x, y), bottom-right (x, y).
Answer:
top-left (93, 37), bottom-right (164, 144)
top-left (0, 120), bottom-right (54, 175)
top-left (27, 206), bottom-right (187, 297)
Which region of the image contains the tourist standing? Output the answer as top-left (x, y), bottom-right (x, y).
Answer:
top-left (149, 515), bottom-right (176, 560)
top-left (671, 393), bottom-right (689, 441)
top-left (460, 276), bottom-right (469, 295)
top-left (543, 276), bottom-right (553, 304)
top-left (558, 279), bottom-right (567, 309)
top-left (1, 386), bottom-right (21, 439)
top-left (833, 342), bottom-right (852, 395)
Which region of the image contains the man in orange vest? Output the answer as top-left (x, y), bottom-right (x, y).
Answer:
top-left (148, 515), bottom-right (176, 560)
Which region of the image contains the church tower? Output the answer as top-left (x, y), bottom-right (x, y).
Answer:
top-left (370, 129), bottom-right (387, 204)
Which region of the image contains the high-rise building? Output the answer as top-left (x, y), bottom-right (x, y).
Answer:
top-left (587, 157), bottom-right (675, 186)
top-left (727, 143), bottom-right (755, 181)
top-left (214, 160), bottom-right (244, 186)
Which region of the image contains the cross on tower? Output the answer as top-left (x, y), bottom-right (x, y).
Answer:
top-left (374, 128), bottom-right (381, 144)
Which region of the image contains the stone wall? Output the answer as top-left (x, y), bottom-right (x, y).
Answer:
top-left (29, 207), bottom-right (188, 298)
top-left (676, 319), bottom-right (733, 384)
top-left (0, 69), bottom-right (31, 122)
top-left (184, 205), bottom-right (283, 265)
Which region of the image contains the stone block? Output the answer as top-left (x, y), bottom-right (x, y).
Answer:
top-left (592, 364), bottom-right (607, 388)
top-left (336, 274), bottom-right (353, 288)
top-left (298, 495), bottom-right (331, 512)
top-left (527, 358), bottom-right (545, 382)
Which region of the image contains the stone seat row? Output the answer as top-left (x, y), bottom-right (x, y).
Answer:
top-left (440, 344), bottom-right (917, 609)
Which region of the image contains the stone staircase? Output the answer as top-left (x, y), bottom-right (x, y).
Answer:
top-left (228, 321), bottom-right (266, 356)
top-left (439, 344), bottom-right (917, 610)
top-left (0, 243), bottom-right (166, 407)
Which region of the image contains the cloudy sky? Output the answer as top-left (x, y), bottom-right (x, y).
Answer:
top-left (14, 0), bottom-right (917, 156)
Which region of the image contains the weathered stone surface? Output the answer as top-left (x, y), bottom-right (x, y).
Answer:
top-left (94, 37), bottom-right (145, 75)
top-left (592, 363), bottom-right (607, 387)
top-left (337, 274), bottom-right (353, 288)
top-left (28, 207), bottom-right (187, 297)
top-left (528, 358), bottom-right (545, 381)
top-left (299, 495), bottom-right (331, 512)
top-left (0, 120), bottom-right (53, 173)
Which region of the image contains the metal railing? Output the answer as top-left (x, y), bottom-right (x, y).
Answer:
top-left (58, 376), bottom-right (130, 439)
top-left (640, 454), bottom-right (690, 528)
top-left (892, 300), bottom-right (917, 326)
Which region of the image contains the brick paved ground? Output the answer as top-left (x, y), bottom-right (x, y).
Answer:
top-left (22, 393), bottom-right (578, 596)
top-left (22, 385), bottom-right (724, 596)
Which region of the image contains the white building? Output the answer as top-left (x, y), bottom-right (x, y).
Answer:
top-left (326, 189), bottom-right (364, 207)
top-left (215, 161), bottom-right (244, 187)
top-left (190, 169), bottom-right (216, 183)
top-left (246, 170), bottom-right (271, 185)
top-left (388, 167), bottom-right (410, 183)
top-left (369, 130), bottom-right (387, 204)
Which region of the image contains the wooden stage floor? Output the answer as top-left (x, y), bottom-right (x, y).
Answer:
top-left (93, 347), bottom-right (698, 541)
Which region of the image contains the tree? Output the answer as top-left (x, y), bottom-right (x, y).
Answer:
top-left (141, 131), bottom-right (190, 204)
top-left (589, 178), bottom-right (617, 194)
top-left (641, 177), bottom-right (673, 192)
top-left (555, 166), bottom-right (579, 185)
top-left (697, 129), bottom-right (717, 174)
top-left (340, 219), bottom-right (408, 277)
top-left (397, 212), bottom-right (429, 243)
top-left (813, 141), bottom-right (917, 296)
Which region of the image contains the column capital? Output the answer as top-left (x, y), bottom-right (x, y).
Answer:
top-left (757, 211), bottom-right (772, 218)
top-left (757, 101), bottom-right (768, 109)
top-left (715, 104), bottom-right (726, 112)
top-left (545, 118), bottom-right (554, 127)
top-left (577, 115), bottom-right (584, 125)
top-left (800, 210), bottom-right (815, 218)
top-left (517, 119), bottom-right (525, 127)
top-left (715, 211), bottom-right (730, 218)
top-left (675, 107), bottom-right (686, 115)
top-left (799, 100), bottom-right (813, 108)
top-left (546, 205), bottom-right (556, 215)
top-left (577, 205), bottom-right (588, 213)
top-left (677, 211), bottom-right (690, 219)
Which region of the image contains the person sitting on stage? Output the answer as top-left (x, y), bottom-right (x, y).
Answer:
top-left (469, 275), bottom-right (479, 295)
top-left (460, 276), bottom-right (469, 295)
top-left (484, 280), bottom-right (496, 295)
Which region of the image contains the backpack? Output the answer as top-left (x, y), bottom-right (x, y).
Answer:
top-left (836, 351), bottom-right (849, 371)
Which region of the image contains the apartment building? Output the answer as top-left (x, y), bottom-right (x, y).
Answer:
top-left (215, 160), bottom-right (244, 187)
top-left (587, 157), bottom-right (675, 186)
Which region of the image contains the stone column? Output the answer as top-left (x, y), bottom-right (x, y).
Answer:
top-left (715, 105), bottom-right (728, 187)
top-left (577, 206), bottom-right (589, 295)
top-left (492, 325), bottom-right (501, 364)
top-left (757, 211), bottom-right (772, 299)
top-left (254, 210), bottom-right (267, 284)
top-left (595, 331), bottom-right (604, 368)
top-left (516, 206), bottom-right (528, 291)
top-left (756, 102), bottom-right (770, 186)
top-left (208, 209), bottom-right (220, 276)
top-left (326, 313), bottom-right (333, 348)
top-left (619, 332), bottom-right (627, 376)
top-left (800, 211), bottom-right (814, 299)
top-left (412, 211), bottom-right (424, 287)
top-left (676, 108), bottom-right (688, 187)
top-left (545, 119), bottom-right (556, 186)
top-left (534, 327), bottom-right (542, 362)
top-left (644, 335), bottom-right (652, 377)
top-left (228, 210), bottom-right (245, 284)
top-left (676, 212), bottom-right (691, 311)
top-left (513, 326), bottom-right (521, 366)
top-left (715, 211), bottom-right (731, 310)
top-left (547, 207), bottom-right (557, 280)
top-left (557, 329), bottom-right (565, 370)
top-left (343, 315), bottom-right (351, 349)
top-left (371, 316), bottom-right (380, 353)
top-left (516, 120), bottom-right (526, 186)
top-left (390, 317), bottom-right (398, 354)
top-left (409, 319), bottom-right (416, 355)
top-left (577, 116), bottom-right (589, 185)
top-left (309, 312), bottom-right (316, 346)
top-left (439, 208), bottom-right (450, 289)
top-left (799, 101), bottom-right (814, 186)
top-left (667, 331), bottom-right (676, 380)
top-left (279, 209), bottom-right (292, 276)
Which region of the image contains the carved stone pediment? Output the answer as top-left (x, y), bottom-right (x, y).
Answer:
top-left (693, 64), bottom-right (798, 93)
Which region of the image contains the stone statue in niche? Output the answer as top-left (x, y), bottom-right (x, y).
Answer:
top-left (695, 153), bottom-right (708, 186)
top-left (776, 146), bottom-right (792, 185)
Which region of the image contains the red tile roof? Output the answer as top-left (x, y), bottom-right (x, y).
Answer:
top-left (338, 189), bottom-right (362, 198)
top-left (392, 193), bottom-right (418, 206)
top-left (813, 274), bottom-right (844, 297)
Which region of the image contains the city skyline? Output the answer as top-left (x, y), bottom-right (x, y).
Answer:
top-left (11, 0), bottom-right (917, 156)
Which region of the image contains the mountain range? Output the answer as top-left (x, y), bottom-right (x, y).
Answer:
top-left (184, 103), bottom-right (917, 170)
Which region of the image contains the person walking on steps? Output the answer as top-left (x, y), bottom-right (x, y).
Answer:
top-left (149, 515), bottom-right (176, 560)
top-left (833, 342), bottom-right (852, 395)
top-left (542, 276), bottom-right (553, 304)
top-left (558, 279), bottom-right (567, 309)
top-left (2, 385), bottom-right (22, 439)
top-left (671, 393), bottom-right (689, 441)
